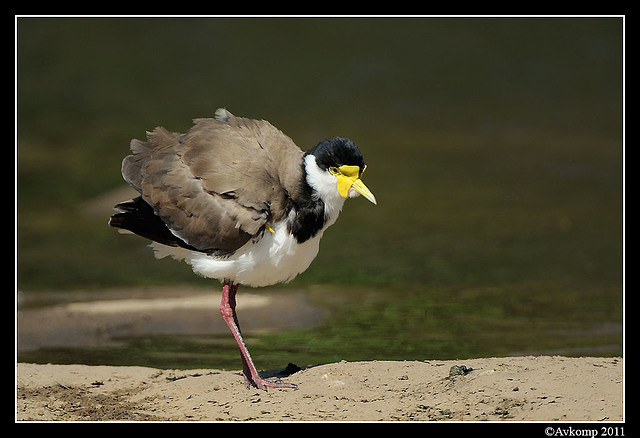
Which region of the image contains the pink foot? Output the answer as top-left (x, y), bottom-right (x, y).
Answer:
top-left (242, 374), bottom-right (298, 390)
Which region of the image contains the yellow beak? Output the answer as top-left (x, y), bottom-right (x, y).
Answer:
top-left (350, 178), bottom-right (377, 205)
top-left (332, 164), bottom-right (377, 205)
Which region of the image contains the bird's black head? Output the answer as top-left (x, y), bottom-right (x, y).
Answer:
top-left (306, 137), bottom-right (366, 174)
top-left (303, 137), bottom-right (376, 205)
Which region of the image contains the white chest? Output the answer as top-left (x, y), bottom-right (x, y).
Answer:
top-left (152, 218), bottom-right (326, 287)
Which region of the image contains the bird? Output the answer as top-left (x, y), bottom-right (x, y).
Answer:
top-left (108, 108), bottom-right (376, 390)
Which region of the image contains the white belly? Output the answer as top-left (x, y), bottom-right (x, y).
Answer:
top-left (150, 220), bottom-right (324, 287)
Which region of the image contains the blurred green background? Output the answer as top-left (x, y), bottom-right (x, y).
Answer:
top-left (17, 17), bottom-right (623, 369)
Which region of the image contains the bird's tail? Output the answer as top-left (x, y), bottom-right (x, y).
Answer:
top-left (109, 196), bottom-right (196, 250)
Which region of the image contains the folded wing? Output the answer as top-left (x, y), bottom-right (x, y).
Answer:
top-left (111, 109), bottom-right (304, 256)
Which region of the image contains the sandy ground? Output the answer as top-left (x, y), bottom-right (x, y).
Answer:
top-left (17, 356), bottom-right (623, 422)
top-left (16, 287), bottom-right (624, 422)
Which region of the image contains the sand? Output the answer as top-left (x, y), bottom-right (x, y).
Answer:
top-left (16, 288), bottom-right (624, 422)
top-left (16, 356), bottom-right (623, 422)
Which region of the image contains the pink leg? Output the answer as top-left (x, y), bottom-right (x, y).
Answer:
top-left (219, 279), bottom-right (297, 390)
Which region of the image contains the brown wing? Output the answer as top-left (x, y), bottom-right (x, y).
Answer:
top-left (119, 109), bottom-right (304, 254)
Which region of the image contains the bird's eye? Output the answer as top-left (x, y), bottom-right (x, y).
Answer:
top-left (328, 166), bottom-right (340, 176)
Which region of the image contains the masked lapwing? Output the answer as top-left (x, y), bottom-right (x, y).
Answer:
top-left (109, 108), bottom-right (376, 390)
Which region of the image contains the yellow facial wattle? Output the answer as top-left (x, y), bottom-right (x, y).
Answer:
top-left (329, 164), bottom-right (377, 205)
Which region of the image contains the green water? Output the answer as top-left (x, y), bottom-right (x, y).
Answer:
top-left (17, 17), bottom-right (623, 369)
